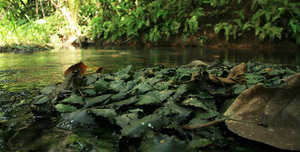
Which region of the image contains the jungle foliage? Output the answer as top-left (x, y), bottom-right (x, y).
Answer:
top-left (0, 0), bottom-right (299, 49)
top-left (87, 0), bottom-right (300, 45)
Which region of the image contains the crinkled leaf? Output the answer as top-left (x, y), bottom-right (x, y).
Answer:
top-left (55, 104), bottom-right (78, 113)
top-left (173, 84), bottom-right (188, 101)
top-left (140, 134), bottom-right (191, 152)
top-left (84, 94), bottom-right (113, 108)
top-left (110, 92), bottom-right (128, 101)
top-left (153, 81), bottom-right (172, 90)
top-left (81, 88), bottom-right (97, 96)
top-left (106, 97), bottom-right (138, 109)
top-left (164, 99), bottom-right (193, 122)
top-left (194, 109), bottom-right (219, 119)
top-left (85, 75), bottom-right (98, 85)
top-left (94, 78), bottom-right (109, 94)
top-left (91, 109), bottom-right (117, 123)
top-left (61, 94), bottom-right (84, 105)
top-left (121, 114), bottom-right (170, 138)
top-left (197, 92), bottom-right (213, 99)
top-left (115, 113), bottom-right (139, 128)
top-left (145, 77), bottom-right (161, 86)
top-left (152, 90), bottom-right (174, 102)
top-left (109, 80), bottom-right (126, 92)
top-left (132, 82), bottom-right (152, 94)
top-left (263, 79), bottom-right (286, 88)
top-left (182, 98), bottom-right (208, 110)
top-left (136, 92), bottom-right (161, 106)
top-left (114, 65), bottom-right (132, 80)
top-left (123, 79), bottom-right (139, 92)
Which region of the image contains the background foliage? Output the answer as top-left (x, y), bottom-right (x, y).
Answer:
top-left (0, 0), bottom-right (299, 48)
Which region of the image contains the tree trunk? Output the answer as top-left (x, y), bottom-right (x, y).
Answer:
top-left (39, 0), bottom-right (45, 18)
top-left (35, 0), bottom-right (38, 15)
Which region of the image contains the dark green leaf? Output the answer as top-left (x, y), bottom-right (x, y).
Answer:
top-left (109, 80), bottom-right (126, 92)
top-left (61, 94), bottom-right (84, 105)
top-left (182, 98), bottom-right (208, 110)
top-left (55, 104), bottom-right (78, 113)
top-left (152, 90), bottom-right (174, 102)
top-left (173, 84), bottom-right (188, 101)
top-left (85, 94), bottom-right (113, 108)
top-left (136, 92), bottom-right (161, 106)
top-left (35, 96), bottom-right (51, 105)
top-left (94, 78), bottom-right (109, 94)
top-left (115, 113), bottom-right (139, 128)
top-left (132, 82), bottom-right (152, 94)
top-left (91, 109), bottom-right (117, 123)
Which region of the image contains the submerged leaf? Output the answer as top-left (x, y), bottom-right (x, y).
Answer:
top-left (140, 134), bottom-right (190, 152)
top-left (68, 110), bottom-right (95, 125)
top-left (224, 73), bottom-right (300, 151)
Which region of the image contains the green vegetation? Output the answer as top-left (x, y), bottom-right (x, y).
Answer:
top-left (0, 0), bottom-right (299, 51)
top-left (1, 61), bottom-right (299, 151)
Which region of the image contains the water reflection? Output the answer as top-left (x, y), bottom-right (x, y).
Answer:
top-left (0, 46), bottom-right (299, 91)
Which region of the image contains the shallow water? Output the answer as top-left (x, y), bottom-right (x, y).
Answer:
top-left (0, 46), bottom-right (299, 91)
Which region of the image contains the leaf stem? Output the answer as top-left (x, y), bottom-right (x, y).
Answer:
top-left (183, 118), bottom-right (226, 130)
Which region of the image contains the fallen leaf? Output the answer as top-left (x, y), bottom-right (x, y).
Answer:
top-left (65, 62), bottom-right (89, 76)
top-left (209, 63), bottom-right (247, 86)
top-left (224, 73), bottom-right (300, 151)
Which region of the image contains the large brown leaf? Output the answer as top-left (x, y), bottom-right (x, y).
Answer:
top-left (224, 73), bottom-right (300, 151)
top-left (209, 63), bottom-right (248, 86)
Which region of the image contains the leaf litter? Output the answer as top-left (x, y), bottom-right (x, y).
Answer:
top-left (25, 61), bottom-right (300, 151)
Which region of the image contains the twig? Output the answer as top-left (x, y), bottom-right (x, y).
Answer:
top-left (183, 118), bottom-right (226, 130)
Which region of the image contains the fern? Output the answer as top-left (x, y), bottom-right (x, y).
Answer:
top-left (214, 22), bottom-right (237, 41)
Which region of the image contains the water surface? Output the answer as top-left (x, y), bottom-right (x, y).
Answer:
top-left (0, 46), bottom-right (299, 91)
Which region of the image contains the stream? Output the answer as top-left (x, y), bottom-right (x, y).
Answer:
top-left (0, 46), bottom-right (299, 151)
top-left (1, 46), bottom-right (299, 92)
